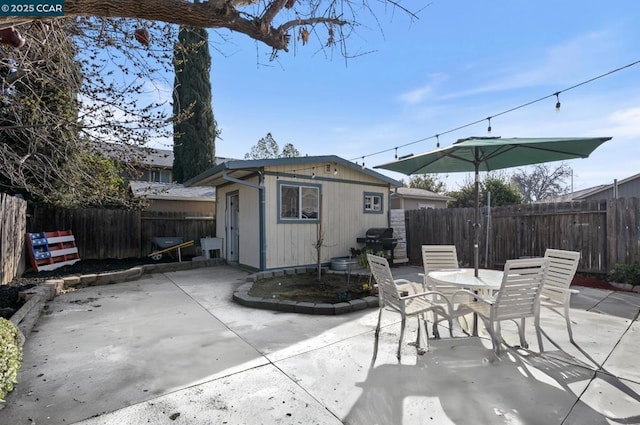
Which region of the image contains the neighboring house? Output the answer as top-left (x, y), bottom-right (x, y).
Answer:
top-left (547, 172), bottom-right (640, 202)
top-left (129, 181), bottom-right (216, 215)
top-left (390, 187), bottom-right (453, 210)
top-left (185, 155), bottom-right (403, 271)
top-left (132, 148), bottom-right (174, 183)
top-left (116, 146), bottom-right (233, 216)
top-left (122, 147), bottom-right (232, 184)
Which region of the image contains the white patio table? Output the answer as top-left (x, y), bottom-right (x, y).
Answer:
top-left (427, 268), bottom-right (503, 293)
top-left (427, 268), bottom-right (504, 336)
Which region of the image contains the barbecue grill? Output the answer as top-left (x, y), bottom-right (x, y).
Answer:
top-left (357, 227), bottom-right (398, 265)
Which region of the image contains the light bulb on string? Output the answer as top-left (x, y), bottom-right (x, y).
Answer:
top-left (333, 168), bottom-right (338, 175)
top-left (436, 134), bottom-right (440, 148)
top-left (555, 92), bottom-right (561, 112)
top-left (311, 167), bottom-right (316, 179)
top-left (394, 148), bottom-right (398, 159)
top-left (487, 117), bottom-right (492, 135)
top-left (361, 157), bottom-right (365, 169)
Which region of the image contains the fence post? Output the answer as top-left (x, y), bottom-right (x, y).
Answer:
top-left (606, 199), bottom-right (617, 271)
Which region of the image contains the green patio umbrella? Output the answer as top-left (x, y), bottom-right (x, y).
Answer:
top-left (375, 136), bottom-right (612, 276)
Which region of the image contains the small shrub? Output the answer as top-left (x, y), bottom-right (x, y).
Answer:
top-left (607, 263), bottom-right (640, 285)
top-left (0, 318), bottom-right (22, 402)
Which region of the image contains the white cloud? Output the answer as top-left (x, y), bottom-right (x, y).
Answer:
top-left (397, 73), bottom-right (447, 105)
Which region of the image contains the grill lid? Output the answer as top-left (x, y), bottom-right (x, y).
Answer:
top-left (365, 227), bottom-right (394, 239)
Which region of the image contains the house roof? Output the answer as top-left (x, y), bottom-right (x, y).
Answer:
top-left (545, 185), bottom-right (608, 202)
top-left (97, 142), bottom-right (235, 170)
top-left (129, 181), bottom-right (216, 201)
top-left (184, 155), bottom-right (403, 187)
top-left (390, 187), bottom-right (454, 201)
top-left (142, 148), bottom-right (174, 168)
top-left (572, 172), bottom-right (640, 199)
top-left (545, 171), bottom-right (640, 202)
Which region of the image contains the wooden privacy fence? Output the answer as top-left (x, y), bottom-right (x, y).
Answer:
top-left (0, 194), bottom-right (27, 284)
top-left (28, 208), bottom-right (215, 260)
top-left (404, 198), bottom-right (640, 275)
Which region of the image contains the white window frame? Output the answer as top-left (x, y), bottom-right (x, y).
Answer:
top-left (278, 181), bottom-right (320, 223)
top-left (364, 192), bottom-right (384, 214)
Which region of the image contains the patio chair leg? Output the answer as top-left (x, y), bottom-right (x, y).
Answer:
top-left (535, 314), bottom-right (544, 353)
top-left (371, 307), bottom-right (383, 367)
top-left (416, 316), bottom-right (427, 355)
top-left (397, 316), bottom-right (406, 361)
top-left (488, 320), bottom-right (501, 356)
top-left (518, 318), bottom-right (528, 349)
top-left (564, 303), bottom-right (574, 343)
top-left (431, 313), bottom-right (441, 339)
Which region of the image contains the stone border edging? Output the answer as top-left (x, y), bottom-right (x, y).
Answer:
top-left (233, 268), bottom-right (380, 315)
top-left (609, 282), bottom-right (640, 293)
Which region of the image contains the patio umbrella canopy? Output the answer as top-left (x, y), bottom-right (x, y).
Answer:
top-left (375, 136), bottom-right (612, 275)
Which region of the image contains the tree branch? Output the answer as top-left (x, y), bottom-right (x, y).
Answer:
top-left (0, 0), bottom-right (350, 51)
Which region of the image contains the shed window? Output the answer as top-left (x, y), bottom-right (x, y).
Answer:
top-left (364, 192), bottom-right (383, 214)
top-left (279, 182), bottom-right (320, 222)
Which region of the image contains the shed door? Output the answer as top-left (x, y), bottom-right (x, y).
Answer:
top-left (226, 192), bottom-right (239, 262)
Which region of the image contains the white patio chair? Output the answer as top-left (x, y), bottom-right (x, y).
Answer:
top-left (420, 245), bottom-right (471, 337)
top-left (421, 245), bottom-right (460, 273)
top-left (456, 257), bottom-right (548, 355)
top-left (542, 249), bottom-right (581, 343)
top-left (367, 254), bottom-right (452, 361)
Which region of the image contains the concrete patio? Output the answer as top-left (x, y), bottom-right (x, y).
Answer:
top-left (0, 264), bottom-right (639, 424)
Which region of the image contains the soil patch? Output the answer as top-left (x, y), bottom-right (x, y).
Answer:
top-left (249, 272), bottom-right (376, 303)
top-left (571, 274), bottom-right (632, 292)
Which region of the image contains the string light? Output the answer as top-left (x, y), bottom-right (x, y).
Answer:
top-left (361, 157), bottom-right (365, 169)
top-left (333, 168), bottom-right (338, 175)
top-left (346, 59), bottom-right (640, 164)
top-left (436, 134), bottom-right (440, 148)
top-left (394, 147), bottom-right (398, 159)
top-left (293, 169), bottom-right (296, 179)
top-left (486, 117), bottom-right (492, 135)
top-left (311, 167), bottom-right (316, 179)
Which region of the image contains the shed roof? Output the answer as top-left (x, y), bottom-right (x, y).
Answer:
top-left (129, 181), bottom-right (216, 201)
top-left (391, 187), bottom-right (454, 201)
top-left (184, 155), bottom-right (403, 187)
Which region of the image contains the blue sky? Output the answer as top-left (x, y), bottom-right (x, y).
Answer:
top-left (152, 0), bottom-right (640, 191)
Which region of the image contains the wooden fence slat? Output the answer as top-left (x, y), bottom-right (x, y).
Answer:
top-left (404, 198), bottom-right (639, 275)
top-left (0, 194), bottom-right (27, 284)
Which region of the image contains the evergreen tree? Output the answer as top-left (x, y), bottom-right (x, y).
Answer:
top-left (172, 18), bottom-right (217, 183)
top-left (447, 174), bottom-right (522, 208)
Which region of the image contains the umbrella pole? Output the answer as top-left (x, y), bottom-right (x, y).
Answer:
top-left (474, 167), bottom-right (480, 277)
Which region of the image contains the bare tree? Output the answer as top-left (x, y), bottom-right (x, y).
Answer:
top-left (0, 0), bottom-right (419, 55)
top-left (0, 19), bottom-right (175, 206)
top-left (510, 163), bottom-right (572, 204)
top-left (0, 1), bottom-right (419, 205)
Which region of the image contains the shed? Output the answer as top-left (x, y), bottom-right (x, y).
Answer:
top-left (185, 155), bottom-right (402, 271)
top-left (390, 187), bottom-right (453, 210)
